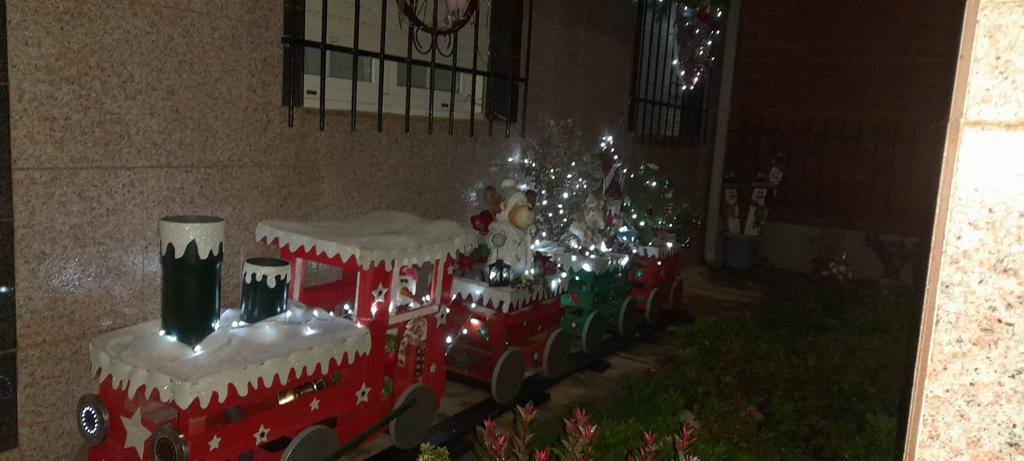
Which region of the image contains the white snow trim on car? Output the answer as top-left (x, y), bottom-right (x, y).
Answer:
top-left (89, 304), bottom-right (371, 410)
top-left (256, 211), bottom-right (479, 270)
top-left (450, 275), bottom-right (567, 313)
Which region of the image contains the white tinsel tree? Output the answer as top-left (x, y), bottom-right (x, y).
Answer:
top-left (507, 120), bottom-right (603, 242)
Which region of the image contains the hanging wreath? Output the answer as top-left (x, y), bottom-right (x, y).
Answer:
top-left (673, 0), bottom-right (723, 90)
top-left (397, 0), bottom-right (479, 37)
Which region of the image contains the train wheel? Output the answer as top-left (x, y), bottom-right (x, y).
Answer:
top-left (617, 297), bottom-right (641, 337)
top-left (645, 287), bottom-right (663, 325)
top-left (151, 425), bottom-right (189, 461)
top-left (668, 278), bottom-right (684, 310)
top-left (542, 330), bottom-right (571, 378)
top-left (490, 348), bottom-right (526, 404)
top-left (389, 383), bottom-right (437, 450)
top-left (76, 393), bottom-right (110, 447)
top-left (281, 425), bottom-right (339, 461)
top-left (581, 311), bottom-right (603, 355)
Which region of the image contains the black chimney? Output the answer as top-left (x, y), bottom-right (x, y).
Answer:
top-left (240, 257), bottom-right (290, 323)
top-left (159, 215), bottom-right (224, 347)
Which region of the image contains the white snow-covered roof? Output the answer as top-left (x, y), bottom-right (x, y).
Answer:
top-left (89, 305), bottom-right (371, 410)
top-left (256, 211), bottom-right (479, 269)
top-left (451, 275), bottom-right (567, 313)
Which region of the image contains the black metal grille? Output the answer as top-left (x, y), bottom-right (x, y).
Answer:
top-left (628, 0), bottom-right (716, 145)
top-left (282, 0), bottom-right (536, 137)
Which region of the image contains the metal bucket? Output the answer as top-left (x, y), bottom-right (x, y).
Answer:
top-left (723, 234), bottom-right (760, 270)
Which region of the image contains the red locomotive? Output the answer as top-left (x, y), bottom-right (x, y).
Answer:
top-left (74, 211), bottom-right (478, 460)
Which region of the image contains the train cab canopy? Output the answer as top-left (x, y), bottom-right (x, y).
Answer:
top-left (258, 211), bottom-right (479, 321)
top-left (256, 210), bottom-right (479, 271)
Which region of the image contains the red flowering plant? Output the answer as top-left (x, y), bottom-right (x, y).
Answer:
top-left (554, 408), bottom-right (598, 461)
top-left (475, 403), bottom-right (543, 461)
top-left (627, 432), bottom-right (659, 461)
top-left (671, 425), bottom-right (699, 461)
top-left (626, 425), bottom-right (699, 461)
top-left (462, 405), bottom-right (696, 461)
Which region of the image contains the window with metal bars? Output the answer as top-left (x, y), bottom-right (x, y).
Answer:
top-left (282, 0), bottom-right (535, 137)
top-left (628, 0), bottom-right (724, 145)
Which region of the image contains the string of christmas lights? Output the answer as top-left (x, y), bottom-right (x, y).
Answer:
top-left (508, 122), bottom-right (603, 242)
top-left (672, 0), bottom-right (724, 90)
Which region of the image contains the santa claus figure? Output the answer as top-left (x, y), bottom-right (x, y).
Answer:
top-left (395, 265), bottom-right (423, 309)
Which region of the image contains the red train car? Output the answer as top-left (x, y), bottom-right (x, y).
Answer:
top-left (74, 211), bottom-right (477, 460)
top-left (443, 274), bottom-right (571, 403)
top-left (629, 243), bottom-right (684, 324)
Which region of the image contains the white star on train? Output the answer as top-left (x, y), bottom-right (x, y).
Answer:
top-left (430, 363), bottom-right (438, 374)
top-left (309, 397), bottom-right (320, 412)
top-left (254, 425), bottom-right (271, 445)
top-left (356, 383), bottom-right (372, 405)
top-left (120, 409), bottom-right (151, 459)
top-left (372, 284), bottom-right (388, 304)
top-left (434, 307), bottom-right (448, 326)
top-left (208, 435), bottom-right (221, 451)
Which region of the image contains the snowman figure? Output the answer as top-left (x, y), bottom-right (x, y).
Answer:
top-left (487, 186), bottom-right (537, 278)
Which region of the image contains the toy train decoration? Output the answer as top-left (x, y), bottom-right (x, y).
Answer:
top-left (73, 210), bottom-right (684, 460)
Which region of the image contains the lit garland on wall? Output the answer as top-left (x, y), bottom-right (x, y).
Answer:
top-left (672, 0), bottom-right (724, 90)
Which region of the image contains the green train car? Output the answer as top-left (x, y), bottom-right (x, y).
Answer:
top-left (555, 255), bottom-right (640, 355)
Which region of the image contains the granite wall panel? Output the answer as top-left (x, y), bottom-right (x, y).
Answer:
top-left (909, 0), bottom-right (1024, 459)
top-left (0, 0), bottom-right (709, 458)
